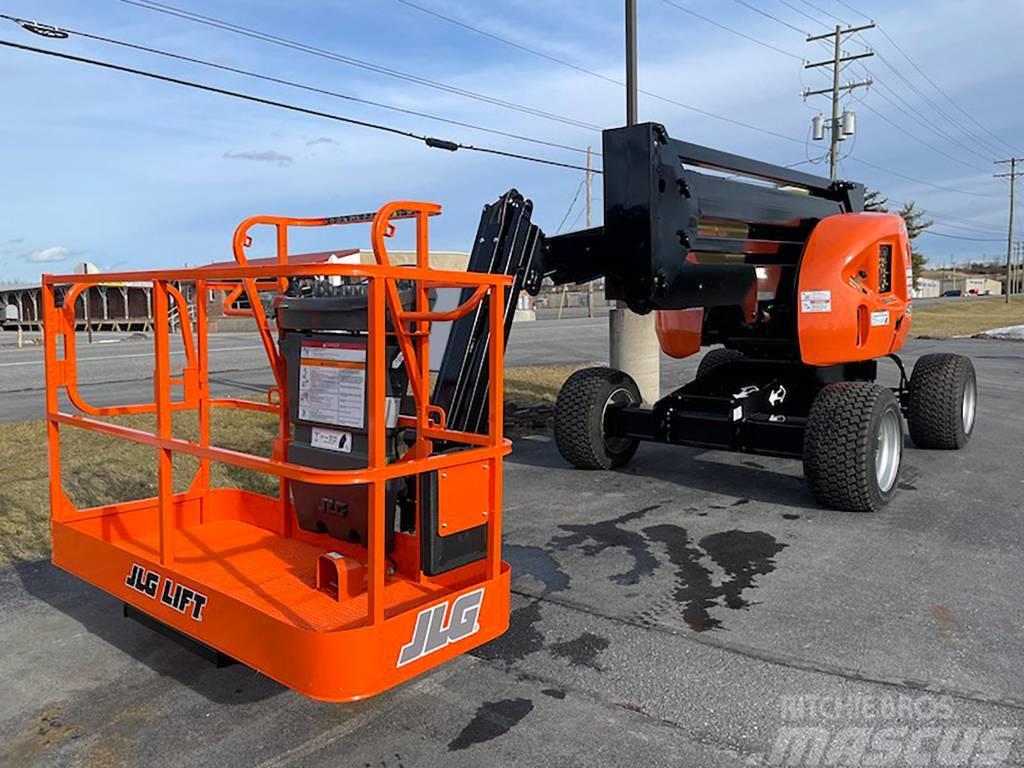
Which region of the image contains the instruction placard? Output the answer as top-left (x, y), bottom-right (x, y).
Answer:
top-left (800, 290), bottom-right (832, 313)
top-left (298, 341), bottom-right (366, 429)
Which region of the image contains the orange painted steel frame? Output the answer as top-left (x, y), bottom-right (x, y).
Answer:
top-left (798, 212), bottom-right (911, 366)
top-left (42, 201), bottom-right (513, 701)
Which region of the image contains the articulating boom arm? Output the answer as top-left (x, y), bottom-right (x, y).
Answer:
top-left (534, 122), bottom-right (864, 315)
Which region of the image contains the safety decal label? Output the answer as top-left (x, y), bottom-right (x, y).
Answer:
top-left (298, 341), bottom-right (366, 429)
top-left (800, 290), bottom-right (832, 313)
top-left (870, 310), bottom-right (890, 327)
top-left (311, 426), bottom-right (353, 453)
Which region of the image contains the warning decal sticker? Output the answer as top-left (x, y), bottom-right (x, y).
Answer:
top-left (310, 426), bottom-right (353, 453)
top-left (298, 341), bottom-right (366, 429)
top-left (870, 310), bottom-right (890, 327)
top-left (800, 290), bottom-right (832, 313)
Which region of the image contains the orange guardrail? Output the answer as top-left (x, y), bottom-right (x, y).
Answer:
top-left (42, 200), bottom-right (512, 629)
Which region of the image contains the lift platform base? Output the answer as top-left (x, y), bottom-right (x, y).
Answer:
top-left (52, 489), bottom-right (510, 702)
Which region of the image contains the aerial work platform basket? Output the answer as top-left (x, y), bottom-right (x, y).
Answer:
top-left (42, 200), bottom-right (522, 701)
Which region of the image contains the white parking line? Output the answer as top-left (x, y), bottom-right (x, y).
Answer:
top-left (0, 345), bottom-right (264, 367)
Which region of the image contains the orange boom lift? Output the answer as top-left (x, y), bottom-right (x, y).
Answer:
top-left (42, 197), bottom-right (541, 701)
top-left (44, 122), bottom-right (979, 700)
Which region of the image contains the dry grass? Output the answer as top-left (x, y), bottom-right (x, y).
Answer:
top-left (911, 297), bottom-right (1024, 338)
top-left (0, 408), bottom-right (279, 568)
top-left (0, 364), bottom-right (582, 567)
top-left (504, 362), bottom-right (590, 403)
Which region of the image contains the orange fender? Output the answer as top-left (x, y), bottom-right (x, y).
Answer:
top-left (656, 308), bottom-right (703, 358)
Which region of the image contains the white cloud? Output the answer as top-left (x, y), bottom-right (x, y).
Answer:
top-left (26, 246), bottom-right (71, 263)
top-left (223, 150), bottom-right (294, 166)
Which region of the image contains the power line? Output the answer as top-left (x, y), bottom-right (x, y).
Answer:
top-left (847, 156), bottom-right (1002, 198)
top-left (861, 74), bottom-right (997, 165)
top-left (857, 101), bottom-right (992, 175)
top-left (874, 22), bottom-right (1020, 156)
top-left (393, 0), bottom-right (808, 145)
top-left (795, 0), bottom-right (849, 25)
top-left (831, 0), bottom-right (869, 20)
top-left (118, 0), bottom-right (601, 132)
top-left (659, 0), bottom-right (804, 61)
top-left (921, 219), bottom-right (1005, 236)
top-left (887, 198), bottom-right (1005, 234)
top-left (556, 179), bottom-right (585, 233)
top-left (394, 0), bottom-right (623, 83)
top-left (1, 14), bottom-right (595, 159)
top-left (919, 230), bottom-right (1004, 243)
top-left (870, 48), bottom-right (1003, 159)
top-left (0, 38), bottom-right (599, 174)
top-left (730, 0), bottom-right (808, 35)
top-left (774, 0), bottom-right (831, 30)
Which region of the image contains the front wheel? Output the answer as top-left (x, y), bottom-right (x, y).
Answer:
top-left (803, 382), bottom-right (904, 512)
top-left (554, 367), bottom-right (641, 470)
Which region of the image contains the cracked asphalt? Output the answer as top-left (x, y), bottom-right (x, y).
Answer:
top-left (1, 322), bottom-right (1022, 766)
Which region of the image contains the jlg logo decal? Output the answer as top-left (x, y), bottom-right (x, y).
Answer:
top-left (125, 563), bottom-right (208, 622)
top-left (397, 588), bottom-right (484, 667)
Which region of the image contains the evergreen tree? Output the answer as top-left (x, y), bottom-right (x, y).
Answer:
top-left (862, 189), bottom-right (932, 287)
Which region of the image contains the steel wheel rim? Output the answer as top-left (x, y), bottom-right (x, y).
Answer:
top-left (603, 387), bottom-right (635, 454)
top-left (962, 376), bottom-right (977, 435)
top-left (875, 409), bottom-right (901, 493)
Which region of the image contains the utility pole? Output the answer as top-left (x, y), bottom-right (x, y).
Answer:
top-left (1017, 240), bottom-right (1024, 296)
top-left (995, 158), bottom-right (1021, 303)
top-left (609, 0), bottom-right (660, 403)
top-left (803, 23), bottom-right (874, 179)
top-left (585, 145), bottom-right (594, 318)
top-left (625, 0), bottom-right (638, 125)
top-left (1012, 240), bottom-right (1020, 296)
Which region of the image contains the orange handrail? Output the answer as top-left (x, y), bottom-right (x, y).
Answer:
top-left (57, 281), bottom-right (199, 417)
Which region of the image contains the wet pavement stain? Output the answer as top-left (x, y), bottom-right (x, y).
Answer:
top-left (551, 505), bottom-right (660, 585)
top-left (644, 525), bottom-right (787, 631)
top-left (503, 544), bottom-right (570, 595)
top-left (541, 688), bottom-right (566, 699)
top-left (548, 631), bottom-right (610, 670)
top-left (782, 513), bottom-right (800, 520)
top-left (474, 601), bottom-right (545, 665)
top-left (447, 698), bottom-right (534, 752)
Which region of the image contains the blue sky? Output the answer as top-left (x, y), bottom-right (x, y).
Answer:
top-left (1, 0), bottom-right (1021, 284)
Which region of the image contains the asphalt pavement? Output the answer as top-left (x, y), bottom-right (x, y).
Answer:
top-left (1, 320), bottom-right (1023, 766)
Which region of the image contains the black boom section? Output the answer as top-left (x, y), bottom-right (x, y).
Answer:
top-left (540, 122), bottom-right (864, 314)
top-left (433, 189), bottom-right (542, 434)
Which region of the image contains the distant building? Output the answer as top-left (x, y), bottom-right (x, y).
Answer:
top-left (912, 278), bottom-right (940, 299)
top-left (939, 275), bottom-right (1002, 296)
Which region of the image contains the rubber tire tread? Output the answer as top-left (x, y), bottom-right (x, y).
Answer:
top-left (554, 366), bottom-right (640, 470)
top-left (907, 353), bottom-right (975, 449)
top-left (803, 381), bottom-right (902, 512)
top-left (696, 348), bottom-right (745, 379)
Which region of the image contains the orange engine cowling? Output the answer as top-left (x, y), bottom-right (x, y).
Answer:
top-left (797, 212), bottom-right (912, 366)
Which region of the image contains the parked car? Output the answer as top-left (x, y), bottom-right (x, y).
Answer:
top-left (941, 289), bottom-right (963, 297)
